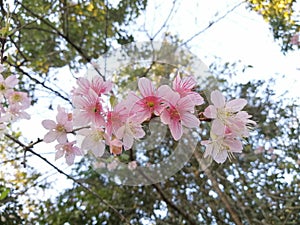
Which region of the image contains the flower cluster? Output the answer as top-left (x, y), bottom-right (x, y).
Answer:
top-left (42, 74), bottom-right (204, 165)
top-left (42, 74), bottom-right (255, 166)
top-left (201, 90), bottom-right (256, 163)
top-left (0, 64), bottom-right (31, 135)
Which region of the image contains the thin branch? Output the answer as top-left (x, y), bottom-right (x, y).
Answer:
top-left (8, 63), bottom-right (72, 104)
top-left (151, 0), bottom-right (177, 40)
top-left (194, 150), bottom-right (243, 225)
top-left (180, 1), bottom-right (245, 47)
top-left (4, 133), bottom-right (132, 225)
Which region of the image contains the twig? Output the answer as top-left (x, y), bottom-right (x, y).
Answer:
top-left (180, 1), bottom-right (245, 47)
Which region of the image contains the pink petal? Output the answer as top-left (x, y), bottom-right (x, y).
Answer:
top-left (226, 99), bottom-right (247, 112)
top-left (189, 92), bottom-right (204, 105)
top-left (42, 120), bottom-right (56, 129)
top-left (181, 112), bottom-right (200, 128)
top-left (43, 131), bottom-right (58, 143)
top-left (123, 134), bottom-right (134, 150)
top-left (133, 126), bottom-right (146, 139)
top-left (203, 143), bottom-right (213, 158)
top-left (55, 150), bottom-right (64, 160)
top-left (211, 120), bottom-right (225, 136)
top-left (5, 75), bottom-right (18, 87)
top-left (157, 85), bottom-right (180, 106)
top-left (172, 74), bottom-right (181, 90)
top-left (224, 138), bottom-right (243, 152)
top-left (203, 105), bottom-right (217, 119)
top-left (177, 96), bottom-right (195, 112)
top-left (214, 150), bottom-right (228, 163)
top-left (57, 133), bottom-right (68, 144)
top-left (138, 77), bottom-right (154, 97)
top-left (115, 125), bottom-right (126, 139)
top-left (65, 152), bottom-right (75, 166)
top-left (211, 90), bottom-right (225, 108)
top-left (169, 120), bottom-right (182, 141)
top-left (92, 142), bottom-right (105, 157)
top-left (160, 110), bottom-right (171, 125)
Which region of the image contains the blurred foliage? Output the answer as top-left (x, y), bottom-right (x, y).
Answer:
top-left (0, 132), bottom-right (46, 224)
top-left (0, 0), bottom-right (147, 102)
top-left (245, 0), bottom-right (300, 52)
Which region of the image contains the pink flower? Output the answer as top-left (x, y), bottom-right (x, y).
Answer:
top-left (42, 106), bottom-right (73, 143)
top-left (106, 101), bottom-right (128, 136)
top-left (0, 75), bottom-right (19, 100)
top-left (78, 126), bottom-right (107, 157)
top-left (55, 141), bottom-right (82, 166)
top-left (160, 86), bottom-right (200, 141)
top-left (6, 105), bottom-right (31, 121)
top-left (173, 74), bottom-right (204, 105)
top-left (7, 91), bottom-right (31, 110)
top-left (131, 78), bottom-right (166, 122)
top-left (115, 116), bottom-right (145, 150)
top-left (73, 76), bottom-right (112, 96)
top-left (72, 89), bottom-right (105, 126)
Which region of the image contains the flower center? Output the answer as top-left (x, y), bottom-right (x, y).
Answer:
top-left (56, 124), bottom-right (66, 132)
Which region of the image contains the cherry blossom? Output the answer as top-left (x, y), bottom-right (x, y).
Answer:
top-left (7, 91), bottom-right (31, 110)
top-left (160, 86), bottom-right (200, 141)
top-left (42, 106), bottom-right (73, 143)
top-left (73, 76), bottom-right (113, 96)
top-left (203, 90), bottom-right (255, 137)
top-left (173, 74), bottom-right (204, 105)
top-left (115, 116), bottom-right (145, 150)
top-left (72, 89), bottom-right (105, 126)
top-left (106, 101), bottom-right (129, 136)
top-left (0, 74), bottom-right (19, 100)
top-left (201, 131), bottom-right (243, 164)
top-left (78, 126), bottom-right (107, 157)
top-left (130, 77), bottom-right (166, 122)
top-left (55, 141), bottom-right (82, 166)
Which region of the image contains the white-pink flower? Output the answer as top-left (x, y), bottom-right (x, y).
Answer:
top-left (203, 90), bottom-right (255, 137)
top-left (173, 74), bottom-right (204, 105)
top-left (6, 104), bottom-right (31, 121)
top-left (201, 131), bottom-right (243, 164)
top-left (42, 106), bottom-right (73, 143)
top-left (160, 86), bottom-right (200, 141)
top-left (78, 126), bottom-right (107, 157)
top-left (0, 74), bottom-right (19, 100)
top-left (115, 116), bottom-right (145, 150)
top-left (55, 141), bottom-right (82, 166)
top-left (7, 91), bottom-right (31, 110)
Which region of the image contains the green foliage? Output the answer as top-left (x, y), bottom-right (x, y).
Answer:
top-left (245, 0), bottom-right (300, 53)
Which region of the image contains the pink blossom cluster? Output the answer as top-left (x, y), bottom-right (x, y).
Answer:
top-left (201, 90), bottom-right (256, 163)
top-left (42, 74), bottom-right (204, 165)
top-left (0, 64), bottom-right (31, 135)
top-left (42, 75), bottom-right (255, 166)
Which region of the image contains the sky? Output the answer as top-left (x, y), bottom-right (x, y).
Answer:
top-left (8, 0), bottom-right (300, 212)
